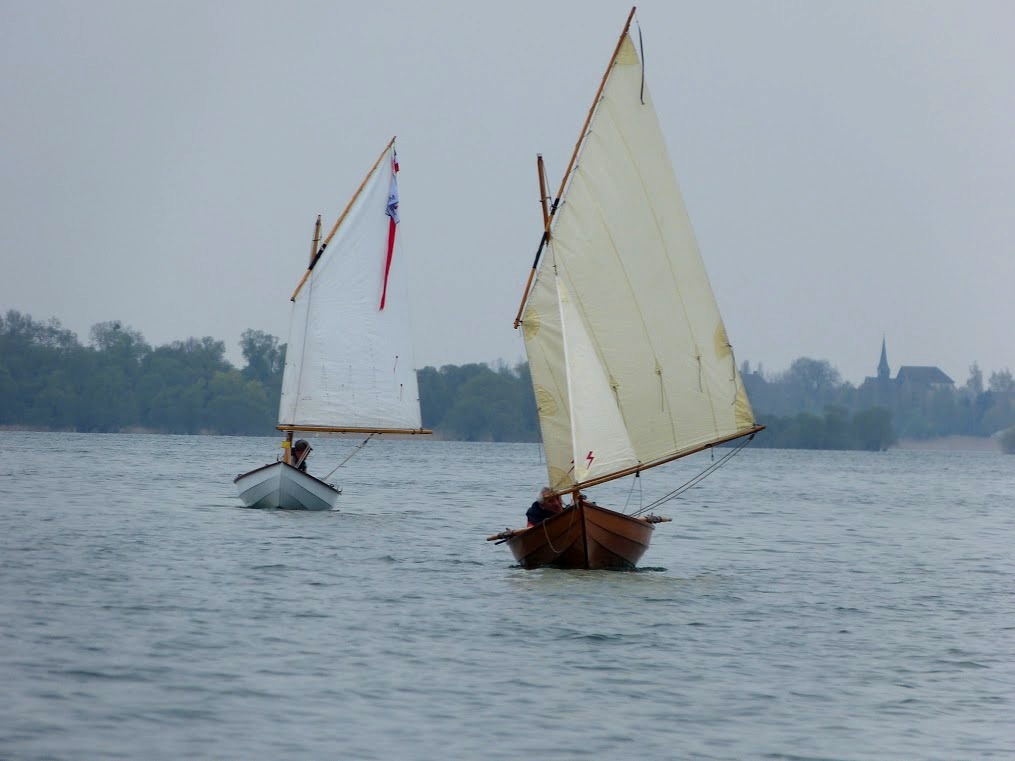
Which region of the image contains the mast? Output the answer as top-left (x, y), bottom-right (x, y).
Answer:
top-left (537, 154), bottom-right (550, 229)
top-left (309, 214), bottom-right (322, 268)
top-left (513, 6), bottom-right (638, 325)
top-left (284, 216), bottom-right (322, 464)
top-left (514, 154), bottom-right (553, 328)
top-left (291, 136), bottom-right (396, 302)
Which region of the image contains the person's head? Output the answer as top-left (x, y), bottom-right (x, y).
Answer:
top-left (293, 439), bottom-right (312, 458)
top-left (539, 487), bottom-right (562, 512)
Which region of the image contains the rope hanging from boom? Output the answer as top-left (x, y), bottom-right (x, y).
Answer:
top-left (630, 434), bottom-right (755, 516)
top-left (321, 434), bottom-right (376, 481)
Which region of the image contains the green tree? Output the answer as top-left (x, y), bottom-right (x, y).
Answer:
top-left (852, 407), bottom-right (896, 451)
top-left (418, 361), bottom-right (538, 440)
top-left (205, 370), bottom-right (274, 434)
top-left (240, 329), bottom-right (285, 389)
top-left (965, 363), bottom-right (984, 395)
top-left (988, 369), bottom-right (1014, 393)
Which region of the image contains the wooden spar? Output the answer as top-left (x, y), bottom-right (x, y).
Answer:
top-left (513, 154), bottom-right (553, 328)
top-left (276, 425), bottom-right (433, 435)
top-left (537, 154), bottom-right (550, 228)
top-left (512, 6), bottom-right (638, 326)
top-left (309, 214), bottom-right (322, 268)
top-left (291, 136), bottom-right (396, 301)
top-left (551, 5), bottom-right (637, 217)
top-left (317, 135), bottom-right (395, 250)
top-left (486, 528), bottom-right (527, 542)
top-left (549, 424), bottom-right (766, 498)
top-left (285, 215), bottom-right (321, 465)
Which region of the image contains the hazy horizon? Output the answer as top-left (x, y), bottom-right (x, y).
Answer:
top-left (3, 1), bottom-right (1012, 387)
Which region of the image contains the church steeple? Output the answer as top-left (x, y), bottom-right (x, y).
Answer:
top-left (877, 336), bottom-right (890, 381)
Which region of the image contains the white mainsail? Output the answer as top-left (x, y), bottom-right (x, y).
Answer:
top-left (278, 142), bottom-right (423, 431)
top-left (523, 33), bottom-right (756, 492)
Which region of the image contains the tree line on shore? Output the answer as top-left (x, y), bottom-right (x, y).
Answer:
top-left (2, 310), bottom-right (1013, 452)
top-left (741, 357), bottom-right (1015, 449)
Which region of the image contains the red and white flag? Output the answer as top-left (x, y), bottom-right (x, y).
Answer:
top-left (380, 149), bottom-right (399, 310)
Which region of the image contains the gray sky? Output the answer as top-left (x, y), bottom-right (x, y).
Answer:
top-left (2, 0), bottom-right (1012, 386)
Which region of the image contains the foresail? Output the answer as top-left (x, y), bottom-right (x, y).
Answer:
top-left (557, 279), bottom-right (638, 483)
top-left (278, 144), bottom-right (423, 431)
top-left (522, 31), bottom-right (756, 488)
top-left (522, 263), bottom-right (574, 491)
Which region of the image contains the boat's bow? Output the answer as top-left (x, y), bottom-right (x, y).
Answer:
top-left (234, 461), bottom-right (341, 510)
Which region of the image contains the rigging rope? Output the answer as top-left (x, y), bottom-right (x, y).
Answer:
top-left (321, 434), bottom-right (375, 481)
top-left (630, 435), bottom-right (754, 516)
top-left (622, 470), bottom-right (642, 513)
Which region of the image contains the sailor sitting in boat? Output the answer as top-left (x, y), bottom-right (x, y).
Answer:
top-left (526, 488), bottom-right (563, 526)
top-left (291, 439), bottom-right (312, 471)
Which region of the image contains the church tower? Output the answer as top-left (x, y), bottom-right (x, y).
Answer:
top-left (877, 336), bottom-right (890, 381)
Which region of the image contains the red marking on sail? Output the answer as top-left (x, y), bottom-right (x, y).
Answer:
top-left (586, 451), bottom-right (595, 469)
top-left (380, 150), bottom-right (400, 310)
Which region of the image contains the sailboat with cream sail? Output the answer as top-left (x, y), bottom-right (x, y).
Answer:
top-left (235, 137), bottom-right (431, 510)
top-left (487, 9), bottom-right (764, 568)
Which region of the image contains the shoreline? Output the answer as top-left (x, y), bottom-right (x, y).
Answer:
top-left (893, 435), bottom-right (1002, 453)
top-left (2, 425), bottom-right (1007, 452)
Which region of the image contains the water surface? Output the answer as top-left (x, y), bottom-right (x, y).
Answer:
top-left (1, 433), bottom-right (1012, 759)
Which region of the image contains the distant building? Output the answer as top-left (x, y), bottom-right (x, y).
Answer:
top-left (860, 337), bottom-right (954, 406)
top-left (895, 366), bottom-right (955, 390)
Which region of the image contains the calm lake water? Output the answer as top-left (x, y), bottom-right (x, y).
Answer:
top-left (1, 432), bottom-right (1012, 760)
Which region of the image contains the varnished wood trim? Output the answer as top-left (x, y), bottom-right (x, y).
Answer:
top-left (275, 425), bottom-right (432, 435)
top-left (551, 424), bottom-right (765, 496)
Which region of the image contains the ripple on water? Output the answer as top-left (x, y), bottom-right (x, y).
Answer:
top-left (0, 436), bottom-right (1012, 761)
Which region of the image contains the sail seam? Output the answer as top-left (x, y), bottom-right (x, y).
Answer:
top-left (598, 79), bottom-right (720, 444)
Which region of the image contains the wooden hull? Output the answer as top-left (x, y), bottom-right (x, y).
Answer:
top-left (234, 461), bottom-right (341, 510)
top-left (505, 502), bottom-right (655, 570)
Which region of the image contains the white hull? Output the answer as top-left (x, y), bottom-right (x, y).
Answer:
top-left (234, 461), bottom-right (341, 510)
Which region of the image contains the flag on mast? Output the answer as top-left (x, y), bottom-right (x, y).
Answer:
top-left (380, 149), bottom-right (399, 310)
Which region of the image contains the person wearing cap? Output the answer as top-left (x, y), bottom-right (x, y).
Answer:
top-left (291, 439), bottom-right (312, 471)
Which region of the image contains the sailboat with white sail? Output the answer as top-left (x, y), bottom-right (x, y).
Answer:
top-left (488, 9), bottom-right (764, 568)
top-left (235, 137), bottom-right (431, 510)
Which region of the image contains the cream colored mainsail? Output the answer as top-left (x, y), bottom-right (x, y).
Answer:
top-left (522, 32), bottom-right (756, 493)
